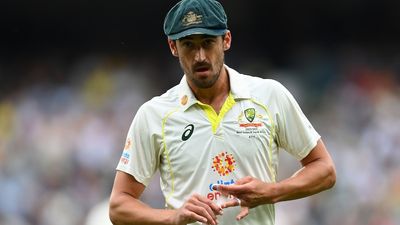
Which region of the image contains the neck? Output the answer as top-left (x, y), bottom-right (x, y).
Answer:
top-left (191, 67), bottom-right (230, 113)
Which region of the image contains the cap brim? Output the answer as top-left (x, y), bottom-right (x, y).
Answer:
top-left (168, 28), bottom-right (227, 40)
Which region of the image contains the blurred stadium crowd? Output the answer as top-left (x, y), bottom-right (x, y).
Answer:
top-left (0, 45), bottom-right (399, 225)
top-left (1, 0), bottom-right (400, 224)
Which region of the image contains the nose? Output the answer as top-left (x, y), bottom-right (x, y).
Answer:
top-left (194, 47), bottom-right (206, 62)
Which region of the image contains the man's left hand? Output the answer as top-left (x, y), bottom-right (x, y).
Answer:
top-left (212, 176), bottom-right (276, 220)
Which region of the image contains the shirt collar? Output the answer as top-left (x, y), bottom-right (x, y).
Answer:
top-left (178, 65), bottom-right (251, 111)
top-left (226, 65), bottom-right (251, 100)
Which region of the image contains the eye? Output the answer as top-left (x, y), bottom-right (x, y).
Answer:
top-left (181, 41), bottom-right (194, 48)
top-left (202, 39), bottom-right (215, 48)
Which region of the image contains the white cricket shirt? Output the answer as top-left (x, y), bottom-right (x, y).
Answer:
top-left (117, 65), bottom-right (320, 225)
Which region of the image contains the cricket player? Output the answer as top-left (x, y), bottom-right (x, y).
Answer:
top-left (109, 0), bottom-right (336, 224)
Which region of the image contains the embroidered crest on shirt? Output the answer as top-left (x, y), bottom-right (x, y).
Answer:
top-left (238, 109), bottom-right (264, 128)
top-left (244, 108), bottom-right (256, 122)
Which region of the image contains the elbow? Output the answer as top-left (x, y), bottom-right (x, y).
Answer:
top-left (109, 201), bottom-right (118, 225)
top-left (325, 163), bottom-right (336, 189)
top-left (109, 208), bottom-right (118, 225)
top-left (109, 198), bottom-right (123, 225)
top-left (109, 194), bottom-right (141, 225)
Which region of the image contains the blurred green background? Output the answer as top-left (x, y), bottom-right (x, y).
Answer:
top-left (0, 0), bottom-right (399, 225)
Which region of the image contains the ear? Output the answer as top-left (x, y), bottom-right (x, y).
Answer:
top-left (168, 39), bottom-right (179, 57)
top-left (223, 30), bottom-right (232, 51)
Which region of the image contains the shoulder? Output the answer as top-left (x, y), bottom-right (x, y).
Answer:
top-left (137, 84), bottom-right (181, 119)
top-left (227, 66), bottom-right (295, 111)
top-left (235, 72), bottom-right (289, 98)
top-left (228, 65), bottom-right (286, 91)
top-left (246, 75), bottom-right (284, 90)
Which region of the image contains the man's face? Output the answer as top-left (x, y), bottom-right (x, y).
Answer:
top-left (169, 32), bottom-right (231, 89)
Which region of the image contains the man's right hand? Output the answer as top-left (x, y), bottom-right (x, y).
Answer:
top-left (172, 193), bottom-right (223, 225)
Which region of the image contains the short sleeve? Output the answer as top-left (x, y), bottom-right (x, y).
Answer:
top-left (116, 104), bottom-right (159, 186)
top-left (273, 82), bottom-right (321, 160)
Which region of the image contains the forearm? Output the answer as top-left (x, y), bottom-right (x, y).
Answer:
top-left (272, 157), bottom-right (336, 203)
top-left (109, 193), bottom-right (175, 225)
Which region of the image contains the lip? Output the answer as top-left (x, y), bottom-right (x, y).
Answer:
top-left (193, 64), bottom-right (211, 74)
top-left (194, 68), bottom-right (211, 77)
top-left (195, 67), bottom-right (210, 73)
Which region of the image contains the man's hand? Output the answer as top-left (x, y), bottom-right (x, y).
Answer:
top-left (211, 140), bottom-right (336, 222)
top-left (172, 193), bottom-right (223, 225)
top-left (213, 176), bottom-right (274, 220)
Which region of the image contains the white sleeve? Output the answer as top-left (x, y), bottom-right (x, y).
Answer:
top-left (273, 82), bottom-right (321, 160)
top-left (116, 104), bottom-right (159, 186)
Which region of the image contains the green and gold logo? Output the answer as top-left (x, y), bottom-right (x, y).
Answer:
top-left (182, 11), bottom-right (203, 27)
top-left (244, 108), bottom-right (255, 122)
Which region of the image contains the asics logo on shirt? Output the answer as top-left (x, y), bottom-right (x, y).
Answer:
top-left (182, 124), bottom-right (195, 141)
